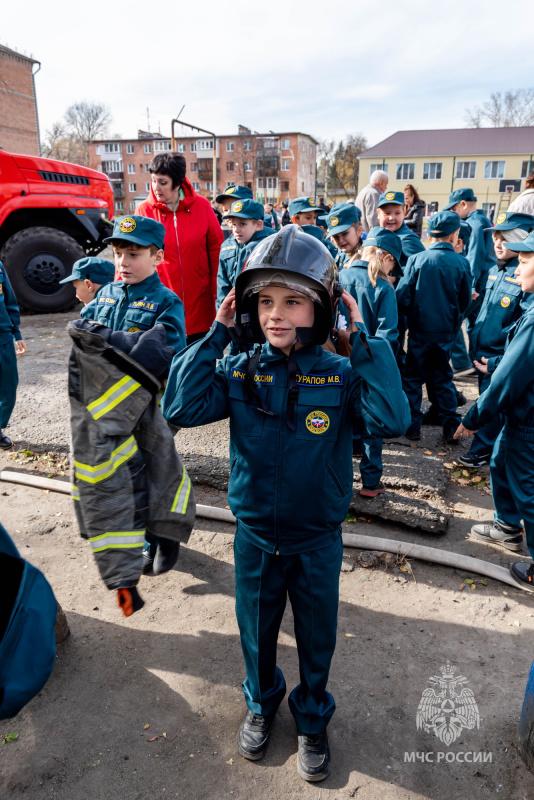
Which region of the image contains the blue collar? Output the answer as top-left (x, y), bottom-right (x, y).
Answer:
top-left (429, 242), bottom-right (455, 251)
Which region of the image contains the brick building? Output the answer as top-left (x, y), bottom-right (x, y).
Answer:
top-left (0, 44), bottom-right (41, 156)
top-left (88, 125), bottom-right (318, 217)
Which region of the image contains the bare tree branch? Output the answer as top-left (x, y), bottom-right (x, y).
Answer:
top-left (465, 88), bottom-right (534, 127)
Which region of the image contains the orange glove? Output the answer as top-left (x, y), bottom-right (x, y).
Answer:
top-left (117, 587), bottom-right (144, 617)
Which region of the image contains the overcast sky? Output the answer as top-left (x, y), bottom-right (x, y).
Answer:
top-left (3, 0), bottom-right (534, 149)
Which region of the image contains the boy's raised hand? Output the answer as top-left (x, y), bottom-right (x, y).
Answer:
top-left (335, 291), bottom-right (363, 340)
top-left (216, 288), bottom-right (236, 328)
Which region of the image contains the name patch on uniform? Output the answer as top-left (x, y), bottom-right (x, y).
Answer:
top-left (98, 296), bottom-right (117, 305)
top-left (503, 276), bottom-right (521, 285)
top-left (221, 245), bottom-right (236, 252)
top-left (501, 296), bottom-right (511, 308)
top-left (128, 300), bottom-right (159, 312)
top-left (230, 368), bottom-right (275, 384)
top-left (296, 372), bottom-right (343, 386)
top-left (306, 410), bottom-right (330, 434)
top-left (488, 274), bottom-right (497, 281)
top-left (0, 284), bottom-right (3, 295)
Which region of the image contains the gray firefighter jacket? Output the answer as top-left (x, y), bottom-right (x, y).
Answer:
top-left (67, 320), bottom-right (195, 590)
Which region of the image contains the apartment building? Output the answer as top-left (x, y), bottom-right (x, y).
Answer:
top-left (88, 126), bottom-right (318, 217)
top-left (0, 44), bottom-right (41, 156)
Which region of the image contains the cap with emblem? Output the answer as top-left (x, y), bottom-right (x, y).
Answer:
top-left (223, 198), bottom-right (264, 220)
top-left (59, 256), bottom-right (116, 285)
top-left (215, 184), bottom-right (253, 204)
top-left (323, 203), bottom-right (361, 235)
top-left (103, 215), bottom-right (165, 249)
top-left (362, 226), bottom-right (402, 267)
top-left (377, 191), bottom-right (405, 209)
top-left (501, 230), bottom-right (534, 253)
top-left (486, 211), bottom-right (534, 232)
top-left (288, 196), bottom-right (320, 216)
top-left (427, 211), bottom-right (462, 238)
top-left (444, 188), bottom-right (477, 210)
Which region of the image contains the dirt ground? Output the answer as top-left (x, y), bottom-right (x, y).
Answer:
top-left (2, 312), bottom-right (534, 799)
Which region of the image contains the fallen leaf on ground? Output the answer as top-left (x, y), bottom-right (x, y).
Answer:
top-left (144, 724), bottom-right (150, 729)
top-left (464, 578), bottom-right (474, 584)
top-left (453, 471), bottom-right (462, 478)
top-left (461, 470), bottom-right (470, 477)
top-left (457, 479), bottom-right (469, 485)
top-left (459, 583), bottom-right (465, 591)
top-left (2, 733), bottom-right (18, 744)
top-left (471, 584), bottom-right (476, 590)
top-left (345, 633), bottom-right (355, 638)
top-left (444, 463), bottom-right (454, 469)
top-left (438, 452), bottom-right (447, 456)
top-left (480, 579), bottom-right (488, 586)
top-left (147, 736), bottom-right (160, 742)
top-left (424, 450), bottom-right (432, 455)
top-left (226, 758), bottom-right (234, 765)
top-left (472, 476), bottom-right (482, 483)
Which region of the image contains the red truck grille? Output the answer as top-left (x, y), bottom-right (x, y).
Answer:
top-left (38, 170), bottom-right (90, 185)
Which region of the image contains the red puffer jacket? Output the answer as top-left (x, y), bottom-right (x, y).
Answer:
top-left (136, 178), bottom-right (224, 336)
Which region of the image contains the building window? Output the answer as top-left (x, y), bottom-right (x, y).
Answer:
top-left (244, 161), bottom-right (252, 172)
top-left (484, 161), bottom-right (505, 179)
top-left (226, 181), bottom-right (235, 188)
top-left (190, 162), bottom-right (198, 172)
top-left (192, 182), bottom-right (200, 190)
top-left (176, 143), bottom-right (185, 153)
top-left (103, 160), bottom-right (122, 173)
top-left (226, 161), bottom-right (234, 172)
top-left (95, 146), bottom-right (101, 156)
top-left (145, 182), bottom-right (150, 192)
top-left (197, 139), bottom-right (214, 150)
top-left (395, 163), bottom-right (415, 181)
top-left (521, 160), bottom-right (533, 178)
top-left (190, 142), bottom-right (196, 152)
top-left (422, 162), bottom-right (443, 180)
top-left (205, 182), bottom-right (213, 191)
top-left (281, 160), bottom-right (290, 171)
top-left (144, 144), bottom-right (151, 154)
top-left (129, 183), bottom-right (136, 192)
top-left (257, 177), bottom-right (278, 190)
top-left (145, 164), bottom-right (150, 173)
top-left (243, 141), bottom-right (252, 151)
top-left (455, 161), bottom-right (477, 180)
top-left (130, 201), bottom-right (136, 211)
top-left (281, 181), bottom-right (290, 191)
top-left (126, 144), bottom-right (134, 154)
top-left (115, 201), bottom-right (124, 211)
top-left (262, 139), bottom-right (277, 149)
top-left (226, 142), bottom-right (234, 152)
top-left (127, 164), bottom-right (135, 174)
top-left (310, 164), bottom-right (313, 174)
top-left (309, 144), bottom-right (313, 155)
top-left (302, 143), bottom-right (306, 153)
top-left (104, 143), bottom-right (121, 153)
top-left (369, 163), bottom-right (389, 176)
top-left (153, 141), bottom-right (172, 151)
top-left (281, 139), bottom-right (290, 150)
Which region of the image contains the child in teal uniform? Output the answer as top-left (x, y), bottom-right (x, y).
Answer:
top-left (0, 262), bottom-right (26, 449)
top-left (289, 197), bottom-right (338, 258)
top-left (455, 229), bottom-right (534, 591)
top-left (82, 215), bottom-right (186, 575)
top-left (217, 199), bottom-right (273, 308)
top-left (323, 203), bottom-right (363, 269)
top-left (162, 225), bottom-right (409, 782)
top-left (336, 227), bottom-right (403, 496)
top-left (59, 256), bottom-right (115, 306)
top-left (459, 211), bottom-right (534, 468)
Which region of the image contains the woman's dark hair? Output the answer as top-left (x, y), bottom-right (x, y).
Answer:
top-left (404, 183), bottom-right (423, 204)
top-left (525, 170), bottom-right (534, 189)
top-left (149, 153), bottom-right (186, 189)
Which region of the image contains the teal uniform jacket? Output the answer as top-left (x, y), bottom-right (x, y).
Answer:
top-left (470, 257), bottom-right (525, 363)
top-left (0, 262), bottom-right (22, 346)
top-left (337, 260), bottom-right (398, 354)
top-left (162, 321), bottom-right (410, 554)
top-left (396, 243), bottom-right (471, 341)
top-left (463, 300), bottom-right (534, 439)
top-left (395, 221), bottom-right (425, 267)
top-left (81, 271), bottom-right (186, 353)
top-left (300, 225), bottom-right (338, 260)
top-left (335, 250), bottom-right (349, 270)
top-left (465, 209), bottom-right (496, 292)
top-left (216, 228), bottom-right (273, 309)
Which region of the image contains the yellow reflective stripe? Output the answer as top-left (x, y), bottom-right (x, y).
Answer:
top-left (71, 484), bottom-right (80, 501)
top-left (87, 376), bottom-right (141, 420)
top-left (89, 531), bottom-right (145, 553)
top-left (74, 436), bottom-right (138, 484)
top-left (171, 466), bottom-right (192, 514)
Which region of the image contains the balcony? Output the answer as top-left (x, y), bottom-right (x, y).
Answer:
top-left (197, 159), bottom-right (220, 181)
top-left (106, 171), bottom-right (124, 181)
top-left (256, 155), bottom-right (279, 178)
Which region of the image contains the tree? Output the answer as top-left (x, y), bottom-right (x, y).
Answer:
top-left (42, 101), bottom-right (112, 165)
top-left (465, 89), bottom-right (534, 128)
top-left (319, 134), bottom-right (368, 199)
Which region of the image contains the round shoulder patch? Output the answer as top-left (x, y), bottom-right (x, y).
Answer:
top-left (501, 296), bottom-right (511, 308)
top-left (128, 326), bottom-right (141, 332)
top-left (306, 410), bottom-right (330, 435)
top-left (385, 192), bottom-right (396, 201)
top-left (308, 198), bottom-right (316, 206)
top-left (232, 201), bottom-right (243, 213)
top-left (330, 216), bottom-right (339, 227)
top-left (497, 212), bottom-right (507, 225)
top-left (226, 186), bottom-right (235, 194)
top-left (119, 217), bottom-right (136, 233)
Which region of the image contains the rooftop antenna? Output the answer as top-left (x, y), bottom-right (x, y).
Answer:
top-left (176, 105), bottom-right (185, 121)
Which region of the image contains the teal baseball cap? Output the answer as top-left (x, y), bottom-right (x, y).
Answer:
top-left (428, 211), bottom-right (461, 237)
top-left (216, 185), bottom-right (253, 204)
top-left (488, 211), bottom-right (534, 232)
top-left (103, 215), bottom-right (165, 248)
top-left (224, 198), bottom-right (264, 220)
top-left (444, 188), bottom-right (477, 210)
top-left (362, 226), bottom-right (402, 268)
top-left (501, 230), bottom-right (534, 253)
top-left (377, 191), bottom-right (405, 208)
top-left (324, 203), bottom-right (361, 235)
top-left (59, 257), bottom-right (115, 285)
top-left (288, 196), bottom-right (320, 216)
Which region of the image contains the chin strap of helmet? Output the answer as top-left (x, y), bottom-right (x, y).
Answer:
top-left (285, 326), bottom-right (316, 431)
top-left (244, 345), bottom-right (278, 419)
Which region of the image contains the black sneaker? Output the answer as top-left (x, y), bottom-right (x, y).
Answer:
top-left (470, 521), bottom-right (523, 552)
top-left (456, 390), bottom-right (467, 408)
top-left (458, 452), bottom-right (491, 469)
top-left (422, 406), bottom-right (440, 426)
top-left (0, 431), bottom-right (12, 449)
top-left (443, 420), bottom-right (459, 445)
top-left (405, 424), bottom-right (421, 441)
top-left (142, 544), bottom-right (157, 575)
top-left (510, 562), bottom-right (534, 592)
top-left (153, 541), bottom-right (180, 575)
top-left (237, 710), bottom-right (275, 760)
top-left (297, 731), bottom-right (331, 782)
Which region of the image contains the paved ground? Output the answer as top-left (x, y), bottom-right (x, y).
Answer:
top-left (1, 312), bottom-right (534, 799)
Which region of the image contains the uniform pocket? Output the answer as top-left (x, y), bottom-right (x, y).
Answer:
top-left (124, 309), bottom-right (157, 332)
top-left (295, 387), bottom-right (342, 441)
top-left (227, 379), bottom-right (265, 437)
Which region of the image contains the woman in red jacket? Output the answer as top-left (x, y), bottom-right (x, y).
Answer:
top-left (136, 153), bottom-right (224, 343)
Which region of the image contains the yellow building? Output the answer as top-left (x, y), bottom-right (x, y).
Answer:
top-left (357, 127), bottom-right (534, 217)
